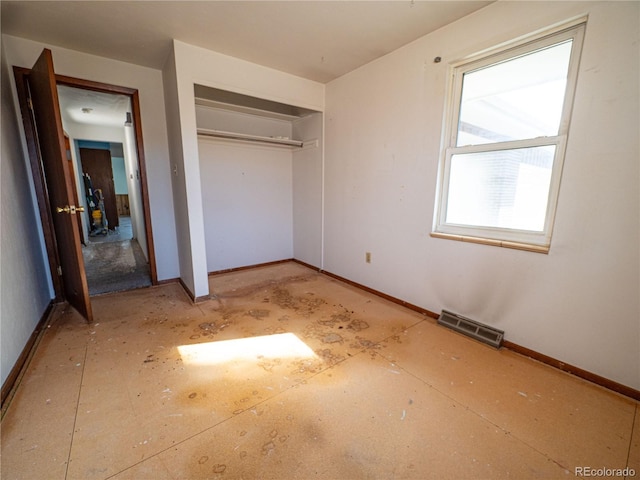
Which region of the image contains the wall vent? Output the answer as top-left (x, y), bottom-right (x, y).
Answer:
top-left (437, 310), bottom-right (504, 349)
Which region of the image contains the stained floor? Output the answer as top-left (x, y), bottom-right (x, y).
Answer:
top-left (2, 262), bottom-right (638, 479)
top-left (82, 216), bottom-right (151, 296)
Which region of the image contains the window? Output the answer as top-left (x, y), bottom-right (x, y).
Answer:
top-left (433, 21), bottom-right (585, 252)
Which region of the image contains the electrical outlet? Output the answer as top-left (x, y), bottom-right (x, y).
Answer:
top-left (365, 252), bottom-right (371, 263)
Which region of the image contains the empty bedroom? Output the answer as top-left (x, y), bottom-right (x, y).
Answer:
top-left (1, 1), bottom-right (638, 479)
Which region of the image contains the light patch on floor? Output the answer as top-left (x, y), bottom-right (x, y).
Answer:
top-left (178, 333), bottom-right (317, 365)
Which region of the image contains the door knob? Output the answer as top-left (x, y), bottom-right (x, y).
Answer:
top-left (56, 205), bottom-right (85, 214)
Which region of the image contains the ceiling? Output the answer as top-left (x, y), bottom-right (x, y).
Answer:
top-left (57, 85), bottom-right (131, 129)
top-left (2, 1), bottom-right (492, 84)
top-left (7, 1), bottom-right (492, 129)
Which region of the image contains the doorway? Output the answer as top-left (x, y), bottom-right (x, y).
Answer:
top-left (57, 85), bottom-right (153, 296)
top-left (13, 63), bottom-right (157, 311)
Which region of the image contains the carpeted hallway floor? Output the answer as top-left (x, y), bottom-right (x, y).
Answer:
top-left (82, 216), bottom-right (151, 295)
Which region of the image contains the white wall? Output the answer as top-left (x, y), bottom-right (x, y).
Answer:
top-left (0, 41), bottom-right (53, 386)
top-left (293, 112), bottom-right (324, 268)
top-left (123, 125), bottom-right (148, 259)
top-left (199, 139), bottom-right (294, 271)
top-left (197, 106), bottom-right (295, 272)
top-left (163, 40), bottom-right (324, 298)
top-left (162, 45), bottom-right (199, 297)
top-left (2, 34), bottom-right (179, 282)
top-left (324, 1), bottom-right (639, 389)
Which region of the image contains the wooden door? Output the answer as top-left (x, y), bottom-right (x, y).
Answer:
top-left (29, 49), bottom-right (93, 321)
top-left (80, 148), bottom-right (119, 229)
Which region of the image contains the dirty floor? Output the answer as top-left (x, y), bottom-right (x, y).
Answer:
top-left (82, 217), bottom-right (152, 296)
top-left (2, 262), bottom-right (638, 479)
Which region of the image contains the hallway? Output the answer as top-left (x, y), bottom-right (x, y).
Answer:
top-left (82, 216), bottom-right (151, 296)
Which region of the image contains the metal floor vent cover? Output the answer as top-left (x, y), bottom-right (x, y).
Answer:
top-left (437, 310), bottom-right (504, 349)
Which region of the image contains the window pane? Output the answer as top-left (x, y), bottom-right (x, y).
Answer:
top-left (457, 41), bottom-right (573, 146)
top-left (445, 146), bottom-right (555, 231)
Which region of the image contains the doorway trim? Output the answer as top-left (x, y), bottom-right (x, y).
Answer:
top-left (13, 67), bottom-right (158, 299)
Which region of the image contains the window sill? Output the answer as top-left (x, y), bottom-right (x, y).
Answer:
top-left (430, 232), bottom-right (549, 254)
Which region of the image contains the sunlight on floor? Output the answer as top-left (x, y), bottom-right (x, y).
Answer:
top-left (178, 333), bottom-right (317, 365)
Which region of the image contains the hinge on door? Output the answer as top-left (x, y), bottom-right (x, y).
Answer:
top-left (27, 97), bottom-right (34, 110)
top-left (57, 266), bottom-right (62, 276)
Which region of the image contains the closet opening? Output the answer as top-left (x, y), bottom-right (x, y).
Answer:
top-left (194, 84), bottom-right (324, 274)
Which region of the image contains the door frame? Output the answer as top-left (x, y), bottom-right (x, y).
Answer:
top-left (13, 67), bottom-right (158, 299)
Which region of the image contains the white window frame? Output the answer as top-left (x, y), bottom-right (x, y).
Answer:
top-left (432, 20), bottom-right (586, 253)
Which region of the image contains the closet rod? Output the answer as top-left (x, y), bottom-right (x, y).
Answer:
top-left (197, 128), bottom-right (303, 148)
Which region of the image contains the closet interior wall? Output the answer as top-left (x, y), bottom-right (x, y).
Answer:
top-left (195, 94), bottom-right (322, 273)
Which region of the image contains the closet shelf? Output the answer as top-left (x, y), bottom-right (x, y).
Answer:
top-left (197, 128), bottom-right (303, 148)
